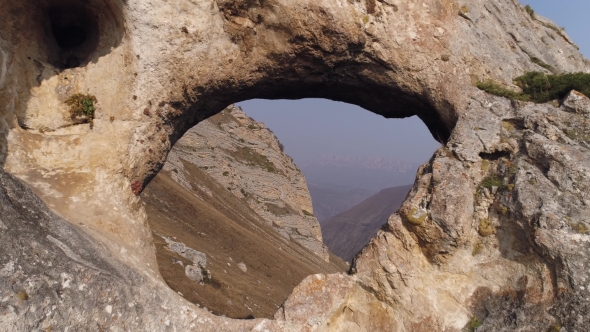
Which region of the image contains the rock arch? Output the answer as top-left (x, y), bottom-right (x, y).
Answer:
top-left (0, 0), bottom-right (589, 330)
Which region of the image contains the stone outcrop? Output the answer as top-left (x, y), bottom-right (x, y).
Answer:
top-left (0, 170), bottom-right (263, 331)
top-left (164, 105), bottom-right (328, 259)
top-left (1, 0), bottom-right (590, 330)
top-left (158, 233), bottom-right (210, 282)
top-left (349, 90), bottom-right (590, 330)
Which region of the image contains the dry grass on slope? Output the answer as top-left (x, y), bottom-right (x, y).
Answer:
top-left (142, 161), bottom-right (347, 319)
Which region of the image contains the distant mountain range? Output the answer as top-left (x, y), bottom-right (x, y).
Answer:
top-left (299, 154), bottom-right (419, 172)
top-left (299, 155), bottom-right (419, 193)
top-left (307, 183), bottom-right (376, 223)
top-left (300, 155), bottom-right (419, 223)
top-left (320, 185), bottom-right (413, 263)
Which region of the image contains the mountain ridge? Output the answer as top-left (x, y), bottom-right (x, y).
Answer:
top-left (321, 185), bottom-right (413, 262)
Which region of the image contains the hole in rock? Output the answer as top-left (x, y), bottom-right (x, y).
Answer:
top-left (45, 4), bottom-right (99, 68)
top-left (3, 0), bottom-right (125, 73)
top-left (480, 151), bottom-right (511, 161)
top-left (51, 13), bottom-right (88, 49)
top-left (142, 99), bottom-right (440, 319)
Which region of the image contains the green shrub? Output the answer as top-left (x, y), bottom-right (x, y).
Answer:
top-left (530, 57), bottom-right (554, 72)
top-left (514, 72), bottom-right (590, 103)
top-left (477, 72), bottom-right (590, 104)
top-left (405, 208), bottom-right (427, 226)
top-left (222, 171), bottom-right (229, 176)
top-left (226, 146), bottom-right (278, 173)
top-left (476, 81), bottom-right (529, 101)
top-left (525, 5), bottom-right (535, 20)
top-left (65, 94), bottom-right (97, 123)
top-left (266, 203), bottom-right (296, 216)
top-left (481, 176), bottom-right (504, 189)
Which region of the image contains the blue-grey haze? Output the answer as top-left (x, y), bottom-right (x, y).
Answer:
top-left (237, 1), bottom-right (589, 167)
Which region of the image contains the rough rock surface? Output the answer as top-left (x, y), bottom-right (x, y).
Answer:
top-left (160, 233), bottom-right (208, 268)
top-left (164, 105), bottom-right (327, 259)
top-left (158, 233), bottom-right (209, 282)
top-left (0, 170), bottom-right (263, 331)
top-left (1, 0), bottom-right (590, 330)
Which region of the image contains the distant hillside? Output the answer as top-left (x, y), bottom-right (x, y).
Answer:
top-left (307, 183), bottom-right (375, 222)
top-left (164, 106), bottom-right (328, 260)
top-left (321, 185), bottom-right (413, 262)
top-left (142, 106), bottom-right (347, 319)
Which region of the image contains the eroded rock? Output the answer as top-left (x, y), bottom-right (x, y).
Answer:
top-left (0, 0), bottom-right (589, 330)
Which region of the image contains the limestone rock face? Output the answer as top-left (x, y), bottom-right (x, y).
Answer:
top-left (349, 91), bottom-right (590, 330)
top-left (1, 0), bottom-right (590, 330)
top-left (163, 105), bottom-right (328, 259)
top-left (0, 170), bottom-right (261, 331)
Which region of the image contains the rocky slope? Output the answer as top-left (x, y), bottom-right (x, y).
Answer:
top-left (1, 0), bottom-right (590, 331)
top-left (162, 105), bottom-right (328, 260)
top-left (321, 185), bottom-right (412, 262)
top-left (140, 106), bottom-right (346, 318)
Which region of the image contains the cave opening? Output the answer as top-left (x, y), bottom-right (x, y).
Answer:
top-left (45, 4), bottom-right (100, 69)
top-left (50, 9), bottom-right (89, 50)
top-left (141, 98), bottom-right (440, 319)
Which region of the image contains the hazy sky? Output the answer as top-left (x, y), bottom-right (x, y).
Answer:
top-left (237, 1), bottom-right (589, 165)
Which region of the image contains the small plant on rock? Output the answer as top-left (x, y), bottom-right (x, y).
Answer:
top-left (481, 176), bottom-right (504, 190)
top-left (472, 241), bottom-right (483, 256)
top-left (476, 80), bottom-right (529, 101)
top-left (525, 5), bottom-right (535, 20)
top-left (478, 219), bottom-right (495, 237)
top-left (466, 316), bottom-right (483, 331)
top-left (476, 72), bottom-right (590, 103)
top-left (571, 222), bottom-right (590, 234)
top-left (200, 267), bottom-right (222, 289)
top-left (65, 94), bottom-right (97, 124)
top-left (15, 290), bottom-right (28, 301)
top-left (529, 56), bottom-right (554, 72)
